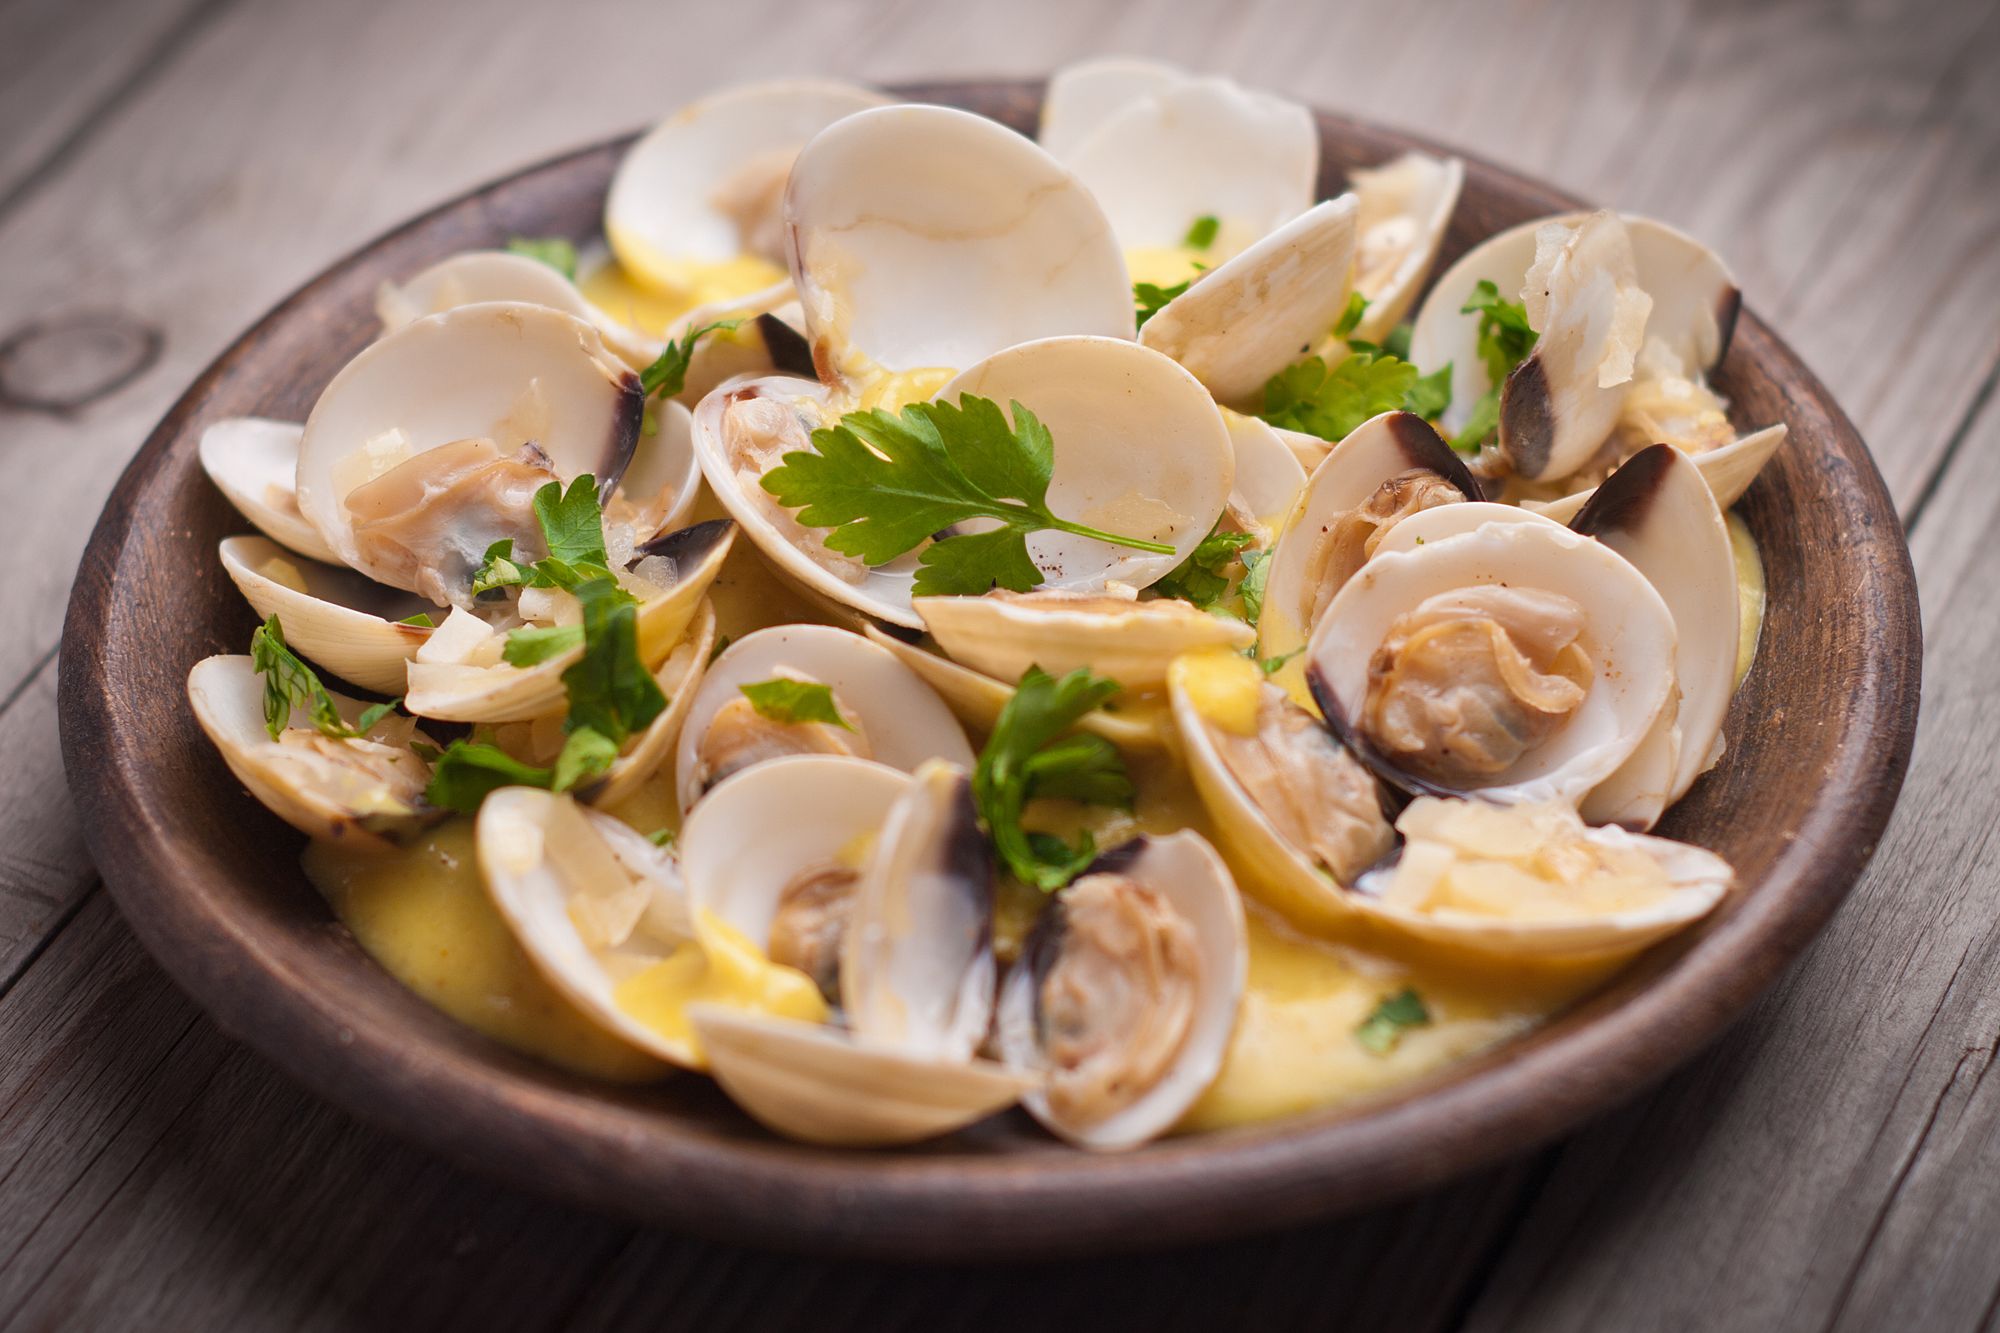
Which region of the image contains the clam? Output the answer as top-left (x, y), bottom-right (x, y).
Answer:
top-left (996, 832), bottom-right (1246, 1149)
top-left (602, 79), bottom-right (889, 335)
top-left (404, 519), bottom-right (732, 724)
top-left (1305, 516), bottom-right (1678, 805)
top-left (1257, 410), bottom-right (1479, 663)
top-left (198, 417), bottom-right (341, 565)
top-left (1038, 56), bottom-right (1186, 160)
top-left (219, 535), bottom-right (433, 695)
top-left (476, 787), bottom-right (707, 1068)
top-left (1169, 650), bottom-right (1393, 931)
top-left (1346, 152), bottom-right (1464, 344)
top-left (673, 622), bottom-right (975, 811)
top-left (914, 588), bottom-right (1253, 694)
top-left (1138, 196), bottom-right (1361, 407)
top-left (1354, 796), bottom-right (1731, 958)
top-left (374, 250), bottom-right (659, 370)
top-left (682, 755), bottom-right (1032, 1145)
top-left (785, 103), bottom-right (1134, 396)
top-left (858, 625), bottom-right (1170, 753)
top-left (188, 654), bottom-right (440, 848)
top-left (1220, 410), bottom-right (1308, 540)
top-left (1058, 75), bottom-right (1316, 265)
top-left (294, 302), bottom-right (645, 608)
top-left (695, 336), bottom-right (1237, 629)
top-left (1569, 445), bottom-right (1739, 829)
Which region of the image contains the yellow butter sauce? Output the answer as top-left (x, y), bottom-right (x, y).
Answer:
top-left (297, 498), bottom-right (1774, 1133)
top-left (583, 230), bottom-right (784, 338)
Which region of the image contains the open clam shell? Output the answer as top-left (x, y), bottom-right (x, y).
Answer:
top-left (295, 302), bottom-right (645, 602)
top-left (1221, 410), bottom-right (1308, 539)
top-left (1038, 56), bottom-right (1186, 161)
top-left (199, 417), bottom-right (341, 565)
top-left (219, 535), bottom-right (433, 695)
top-left (1529, 422), bottom-right (1788, 523)
top-left (858, 625), bottom-right (1170, 752)
top-left (477, 787), bottom-right (700, 1068)
top-left (1060, 75), bottom-right (1316, 258)
top-left (996, 832), bottom-right (1247, 1150)
top-left (374, 250), bottom-right (661, 370)
top-left (605, 79), bottom-right (888, 312)
top-left (403, 519), bottom-right (732, 723)
top-left (188, 655), bottom-right (439, 848)
top-left (1354, 796), bottom-right (1732, 959)
top-left (786, 104), bottom-right (1134, 393)
top-left (1258, 410), bottom-right (1479, 663)
top-left (914, 590), bottom-right (1253, 694)
top-left (1347, 152), bottom-right (1464, 344)
top-left (673, 622), bottom-right (975, 812)
top-left (1305, 517), bottom-right (1677, 805)
top-left (1139, 195), bottom-right (1360, 407)
top-left (1570, 445), bottom-right (1739, 828)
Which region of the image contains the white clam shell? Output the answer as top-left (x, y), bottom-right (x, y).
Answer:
top-left (673, 622), bottom-right (975, 812)
top-left (614, 397), bottom-right (702, 536)
top-left (219, 535), bottom-right (433, 695)
top-left (295, 302), bottom-right (644, 592)
top-left (1220, 411), bottom-right (1307, 539)
top-left (1039, 56), bottom-right (1187, 160)
top-left (188, 654), bottom-right (436, 848)
top-left (606, 79), bottom-right (888, 295)
top-left (859, 625), bottom-right (1169, 752)
top-left (914, 592), bottom-right (1253, 694)
top-left (1347, 152), bottom-right (1464, 344)
top-left (1530, 422), bottom-right (1788, 523)
top-left (785, 104), bottom-right (1134, 388)
top-left (404, 519), bottom-right (732, 723)
top-left (1569, 446), bottom-right (1740, 828)
top-left (477, 787), bottom-right (698, 1067)
top-left (198, 418), bottom-right (341, 565)
top-left (1062, 75), bottom-right (1315, 255)
top-left (373, 250), bottom-right (662, 370)
top-left (1306, 518), bottom-right (1677, 805)
top-left (690, 1005), bottom-right (1031, 1147)
top-left (1258, 410), bottom-right (1478, 662)
top-left (996, 831), bottom-right (1246, 1150)
top-left (1139, 196), bottom-right (1359, 407)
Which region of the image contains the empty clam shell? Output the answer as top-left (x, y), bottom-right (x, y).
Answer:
top-left (219, 535), bottom-right (433, 695)
top-left (199, 417), bottom-right (341, 565)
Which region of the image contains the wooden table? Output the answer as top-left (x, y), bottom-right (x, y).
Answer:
top-left (3, 0), bottom-right (1995, 1325)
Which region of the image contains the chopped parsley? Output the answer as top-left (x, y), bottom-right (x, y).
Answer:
top-left (422, 727), bottom-right (619, 815)
top-left (1134, 278), bottom-right (1192, 328)
top-left (250, 615), bottom-right (359, 740)
top-left (1149, 527), bottom-right (1256, 612)
top-left (1332, 291), bottom-right (1369, 338)
top-left (638, 319), bottom-right (739, 401)
top-left (1238, 547), bottom-right (1273, 624)
top-left (1183, 214), bottom-right (1221, 250)
top-left (760, 394), bottom-right (1174, 598)
top-left (1356, 987), bottom-right (1432, 1054)
top-left (973, 667), bottom-right (1134, 891)
top-left (396, 612), bottom-right (435, 628)
top-left (1450, 279), bottom-right (1538, 453)
top-left (739, 678), bottom-right (852, 729)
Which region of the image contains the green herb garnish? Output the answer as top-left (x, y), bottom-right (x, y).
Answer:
top-left (972, 667), bottom-right (1133, 891)
top-left (1332, 291), bottom-right (1369, 338)
top-left (397, 612), bottom-right (436, 628)
top-left (505, 236), bottom-right (577, 280)
top-left (739, 678), bottom-right (852, 729)
top-left (1238, 547), bottom-right (1273, 625)
top-left (502, 623), bottom-right (585, 667)
top-left (1356, 987), bottom-right (1432, 1054)
top-left (761, 395), bottom-right (1174, 598)
top-left (1450, 280), bottom-right (1538, 453)
top-left (639, 319), bottom-right (739, 401)
top-left (533, 475), bottom-right (611, 568)
top-left (1134, 279), bottom-right (1192, 328)
top-left (250, 615), bottom-right (356, 740)
top-left (419, 725), bottom-right (619, 815)
top-left (1183, 214), bottom-right (1221, 250)
top-left (1150, 527), bottom-right (1256, 612)
top-left (559, 577), bottom-right (665, 743)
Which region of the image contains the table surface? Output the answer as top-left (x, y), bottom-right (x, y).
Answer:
top-left (4, 0), bottom-right (1997, 1326)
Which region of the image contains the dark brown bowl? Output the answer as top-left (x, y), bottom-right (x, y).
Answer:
top-left (57, 80), bottom-right (1920, 1261)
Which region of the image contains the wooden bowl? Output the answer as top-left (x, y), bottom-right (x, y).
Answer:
top-left (57, 80), bottom-right (1920, 1261)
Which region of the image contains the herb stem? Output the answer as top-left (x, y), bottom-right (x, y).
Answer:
top-left (1041, 516), bottom-right (1175, 555)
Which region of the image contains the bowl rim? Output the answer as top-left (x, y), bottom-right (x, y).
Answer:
top-left (57, 79), bottom-right (1922, 1261)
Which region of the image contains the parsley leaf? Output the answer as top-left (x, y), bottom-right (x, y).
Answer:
top-left (973, 667), bottom-right (1133, 891)
top-left (739, 678), bottom-right (853, 729)
top-left (1404, 362), bottom-right (1454, 421)
top-left (551, 726), bottom-right (619, 791)
top-left (1134, 279), bottom-right (1191, 328)
top-left (1450, 280), bottom-right (1539, 453)
top-left (1260, 351), bottom-right (1419, 442)
top-left (1333, 291), bottom-right (1369, 338)
top-left (760, 395), bottom-right (1174, 598)
top-left (249, 615), bottom-right (355, 740)
top-left (1258, 647), bottom-right (1303, 675)
top-left (647, 827), bottom-right (676, 847)
top-left (503, 623), bottom-right (585, 667)
top-left (533, 476), bottom-right (610, 568)
top-left (1183, 214), bottom-right (1220, 250)
top-left (1355, 987), bottom-right (1432, 1054)
top-left (638, 320), bottom-right (739, 400)
top-left (1150, 527), bottom-right (1255, 611)
top-left (355, 698), bottom-right (402, 732)
top-left (471, 539), bottom-right (533, 595)
top-left (560, 577), bottom-right (665, 743)
top-left (423, 742), bottom-right (553, 813)
top-left (506, 236), bottom-right (577, 280)
top-left (1238, 548), bottom-right (1273, 624)
top-left (1382, 323), bottom-right (1414, 361)
top-left (397, 612), bottom-right (436, 628)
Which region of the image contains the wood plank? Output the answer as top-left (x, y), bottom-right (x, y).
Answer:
top-left (0, 0), bottom-right (219, 209)
top-left (0, 654), bottom-right (94, 996)
top-left (1456, 391), bottom-right (2000, 1331)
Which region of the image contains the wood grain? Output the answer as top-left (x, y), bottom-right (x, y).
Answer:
top-left (0, 0), bottom-right (1992, 1322)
